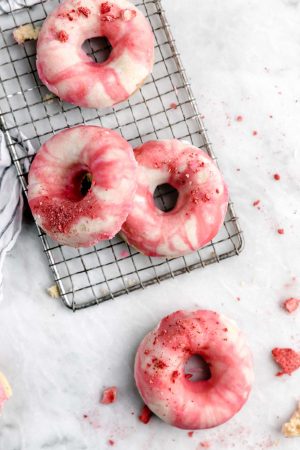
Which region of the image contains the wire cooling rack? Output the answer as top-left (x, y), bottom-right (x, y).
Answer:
top-left (0, 0), bottom-right (244, 310)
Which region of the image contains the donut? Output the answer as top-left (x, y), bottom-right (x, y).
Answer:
top-left (36, 0), bottom-right (154, 109)
top-left (121, 140), bottom-right (229, 257)
top-left (0, 372), bottom-right (12, 411)
top-left (28, 126), bottom-right (137, 247)
top-left (134, 310), bottom-right (254, 430)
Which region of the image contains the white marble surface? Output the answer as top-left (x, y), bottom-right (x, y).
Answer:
top-left (1, 0), bottom-right (300, 448)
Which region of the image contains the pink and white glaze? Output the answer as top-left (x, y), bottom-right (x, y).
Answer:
top-left (121, 140), bottom-right (229, 257)
top-left (36, 0), bottom-right (154, 109)
top-left (0, 372), bottom-right (12, 411)
top-left (28, 126), bottom-right (137, 247)
top-left (134, 310), bottom-right (254, 430)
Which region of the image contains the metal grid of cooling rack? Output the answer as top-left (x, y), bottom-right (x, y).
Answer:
top-left (0, 0), bottom-right (244, 311)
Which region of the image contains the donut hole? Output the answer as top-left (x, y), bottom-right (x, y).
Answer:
top-left (80, 172), bottom-right (93, 197)
top-left (184, 354), bottom-right (212, 382)
top-left (154, 183), bottom-right (179, 212)
top-left (67, 169), bottom-right (93, 201)
top-left (82, 36), bottom-right (112, 63)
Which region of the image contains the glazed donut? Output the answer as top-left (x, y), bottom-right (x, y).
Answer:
top-left (0, 372), bottom-right (12, 411)
top-left (28, 126), bottom-right (137, 247)
top-left (134, 310), bottom-right (254, 430)
top-left (121, 140), bottom-right (229, 257)
top-left (36, 0), bottom-right (154, 109)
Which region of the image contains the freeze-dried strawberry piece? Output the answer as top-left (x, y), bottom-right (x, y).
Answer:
top-left (100, 386), bottom-right (117, 404)
top-left (272, 348), bottom-right (300, 376)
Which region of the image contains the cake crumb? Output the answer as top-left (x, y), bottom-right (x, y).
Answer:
top-left (272, 348), bottom-right (300, 376)
top-left (139, 404), bottom-right (152, 424)
top-left (282, 402), bottom-right (300, 437)
top-left (47, 284), bottom-right (60, 299)
top-left (13, 24), bottom-right (40, 44)
top-left (283, 298), bottom-right (300, 314)
top-left (43, 93), bottom-right (55, 103)
top-left (101, 387), bottom-right (117, 404)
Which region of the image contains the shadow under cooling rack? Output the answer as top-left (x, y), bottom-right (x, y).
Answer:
top-left (0, 0), bottom-right (244, 310)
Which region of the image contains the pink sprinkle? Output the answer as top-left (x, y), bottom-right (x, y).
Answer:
top-left (283, 298), bottom-right (300, 313)
top-left (170, 102), bottom-right (178, 110)
top-left (236, 115), bottom-right (243, 122)
top-left (200, 442), bottom-right (210, 448)
top-left (252, 200), bottom-right (260, 207)
top-left (273, 173), bottom-right (280, 181)
top-left (188, 431), bottom-right (194, 437)
top-left (101, 387), bottom-right (117, 404)
top-left (252, 130), bottom-right (258, 136)
top-left (277, 228), bottom-right (285, 235)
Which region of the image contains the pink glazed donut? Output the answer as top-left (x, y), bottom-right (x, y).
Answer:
top-left (135, 310), bottom-right (254, 430)
top-left (28, 126), bottom-right (137, 247)
top-left (0, 372), bottom-right (12, 411)
top-left (121, 140), bottom-right (229, 257)
top-left (36, 0), bottom-right (154, 109)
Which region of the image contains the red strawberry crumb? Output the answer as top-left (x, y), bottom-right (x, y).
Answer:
top-left (236, 115), bottom-right (243, 122)
top-left (200, 442), bottom-right (210, 448)
top-left (188, 431), bottom-right (194, 438)
top-left (272, 348), bottom-right (300, 376)
top-left (57, 30), bottom-right (68, 42)
top-left (101, 2), bottom-right (111, 14)
top-left (139, 405), bottom-right (152, 424)
top-left (273, 173), bottom-right (280, 181)
top-left (253, 200), bottom-right (260, 207)
top-left (83, 414), bottom-right (88, 419)
top-left (101, 386), bottom-right (117, 404)
top-left (277, 228), bottom-right (285, 235)
top-left (252, 130), bottom-right (258, 136)
top-left (171, 370), bottom-right (179, 383)
top-left (77, 6), bottom-right (91, 17)
top-left (170, 102), bottom-right (178, 110)
top-left (108, 440), bottom-right (115, 446)
top-left (283, 298), bottom-right (300, 313)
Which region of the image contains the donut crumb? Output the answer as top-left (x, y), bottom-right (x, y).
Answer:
top-left (282, 402), bottom-right (300, 437)
top-left (47, 284), bottom-right (60, 299)
top-left (139, 405), bottom-right (152, 424)
top-left (100, 387), bottom-right (117, 404)
top-left (13, 24), bottom-right (40, 44)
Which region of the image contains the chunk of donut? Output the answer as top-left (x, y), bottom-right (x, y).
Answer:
top-left (28, 126), bottom-right (137, 247)
top-left (134, 310), bottom-right (254, 429)
top-left (121, 140), bottom-right (229, 257)
top-left (36, 0), bottom-right (154, 109)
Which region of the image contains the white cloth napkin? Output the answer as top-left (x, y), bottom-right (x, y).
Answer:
top-left (0, 0), bottom-right (39, 14)
top-left (0, 2), bottom-right (38, 300)
top-left (0, 130), bottom-right (34, 301)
